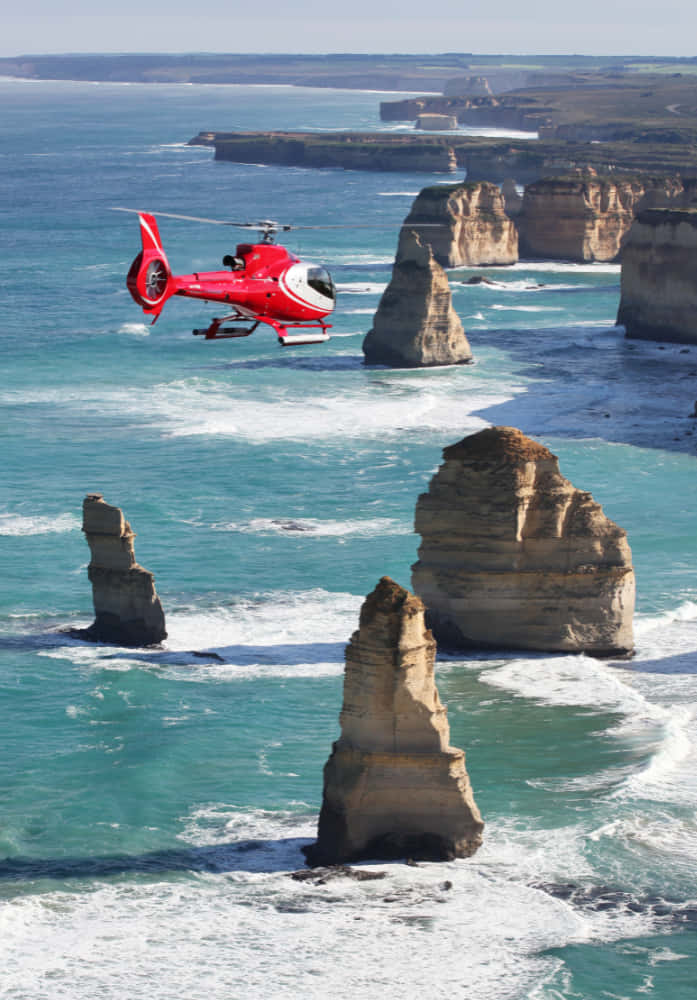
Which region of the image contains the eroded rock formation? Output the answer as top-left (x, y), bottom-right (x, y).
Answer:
top-left (76, 493), bottom-right (167, 646)
top-left (416, 113), bottom-right (458, 130)
top-left (617, 208), bottom-right (697, 344)
top-left (303, 577), bottom-right (483, 865)
top-left (412, 427), bottom-right (635, 656)
top-left (362, 230), bottom-right (473, 367)
top-left (401, 181), bottom-right (519, 267)
top-left (517, 175), bottom-right (683, 262)
top-left (443, 75), bottom-right (493, 97)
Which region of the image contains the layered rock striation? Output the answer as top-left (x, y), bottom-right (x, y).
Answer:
top-left (617, 207), bottom-right (697, 344)
top-left (363, 230), bottom-right (473, 367)
top-left (402, 181), bottom-right (519, 268)
top-left (412, 427), bottom-right (635, 656)
top-left (303, 577), bottom-right (483, 865)
top-left (517, 175), bottom-right (683, 262)
top-left (76, 493), bottom-right (167, 646)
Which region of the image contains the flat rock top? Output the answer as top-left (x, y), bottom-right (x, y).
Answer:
top-left (442, 426), bottom-right (555, 464)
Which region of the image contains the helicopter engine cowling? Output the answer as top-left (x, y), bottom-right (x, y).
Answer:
top-left (126, 213), bottom-right (176, 321)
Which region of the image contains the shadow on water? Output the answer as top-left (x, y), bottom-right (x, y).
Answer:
top-left (105, 640), bottom-right (346, 669)
top-left (471, 322), bottom-right (697, 455)
top-left (620, 650), bottom-right (697, 675)
top-left (0, 628), bottom-right (346, 672)
top-left (0, 838), bottom-right (311, 883)
top-left (202, 353), bottom-right (364, 375)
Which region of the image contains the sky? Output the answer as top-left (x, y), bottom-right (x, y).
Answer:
top-left (2, 1), bottom-right (696, 59)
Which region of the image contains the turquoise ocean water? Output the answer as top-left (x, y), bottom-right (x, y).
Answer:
top-left (1, 79), bottom-right (696, 998)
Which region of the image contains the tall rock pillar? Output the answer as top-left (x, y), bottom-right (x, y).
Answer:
top-left (78, 493), bottom-right (167, 646)
top-left (303, 577), bottom-right (483, 865)
top-left (362, 230), bottom-right (473, 367)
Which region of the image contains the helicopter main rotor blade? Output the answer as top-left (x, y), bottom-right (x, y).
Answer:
top-left (278, 223), bottom-right (447, 230)
top-left (111, 207), bottom-right (266, 229)
top-left (112, 207), bottom-right (448, 232)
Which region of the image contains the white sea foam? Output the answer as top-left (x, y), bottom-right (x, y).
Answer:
top-left (130, 375), bottom-right (506, 443)
top-left (0, 512), bottom-right (80, 536)
top-left (490, 304), bottom-right (564, 313)
top-left (0, 373), bottom-right (509, 444)
top-left (0, 803), bottom-right (664, 1000)
top-left (479, 606), bottom-right (697, 816)
top-left (453, 279), bottom-right (591, 294)
top-left (378, 191), bottom-right (419, 197)
top-left (209, 516), bottom-right (410, 537)
top-left (589, 811), bottom-right (697, 878)
top-left (336, 282), bottom-right (388, 294)
top-left (117, 322), bottom-right (150, 336)
top-left (510, 261), bottom-right (621, 274)
top-left (479, 653), bottom-right (654, 715)
top-left (41, 589), bottom-right (361, 681)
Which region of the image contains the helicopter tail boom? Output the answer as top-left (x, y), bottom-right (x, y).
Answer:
top-left (126, 213), bottom-right (176, 322)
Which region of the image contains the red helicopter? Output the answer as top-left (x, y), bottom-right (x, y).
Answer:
top-left (116, 208), bottom-right (336, 346)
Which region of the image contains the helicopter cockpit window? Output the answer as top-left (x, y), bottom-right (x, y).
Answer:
top-left (307, 267), bottom-right (335, 301)
top-left (223, 254), bottom-right (245, 271)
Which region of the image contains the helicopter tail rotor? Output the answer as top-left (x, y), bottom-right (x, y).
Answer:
top-left (126, 213), bottom-right (176, 322)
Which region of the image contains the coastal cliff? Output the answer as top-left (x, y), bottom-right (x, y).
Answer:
top-left (516, 176), bottom-right (681, 262)
top-left (363, 230), bottom-right (473, 367)
top-left (617, 207), bottom-right (697, 344)
top-left (412, 427), bottom-right (635, 656)
top-left (402, 181), bottom-right (518, 267)
top-left (380, 95), bottom-right (546, 132)
top-left (74, 494), bottom-right (167, 646)
top-left (190, 131), bottom-right (697, 181)
top-left (192, 131), bottom-right (457, 173)
top-left (303, 577), bottom-right (483, 865)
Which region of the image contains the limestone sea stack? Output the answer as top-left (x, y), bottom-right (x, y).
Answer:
top-left (362, 230), bottom-right (473, 367)
top-left (412, 427), bottom-right (635, 656)
top-left (401, 181), bottom-right (518, 267)
top-left (617, 208), bottom-right (697, 345)
top-left (303, 577), bottom-right (483, 865)
top-left (517, 176), bottom-right (681, 262)
top-left (77, 493), bottom-right (167, 646)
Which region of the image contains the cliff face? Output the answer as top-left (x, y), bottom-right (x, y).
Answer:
top-left (380, 94), bottom-right (546, 132)
top-left (402, 181), bottom-right (519, 268)
top-left (195, 131), bottom-right (457, 173)
top-left (77, 494), bottom-right (167, 646)
top-left (517, 176), bottom-right (682, 262)
top-left (362, 230), bottom-right (473, 368)
top-left (412, 427), bottom-right (635, 656)
top-left (443, 75), bottom-right (493, 97)
top-left (618, 207), bottom-right (697, 344)
top-left (303, 577), bottom-right (483, 866)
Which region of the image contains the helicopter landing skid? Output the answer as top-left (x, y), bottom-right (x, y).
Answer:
top-left (192, 313), bottom-right (331, 346)
top-left (192, 316), bottom-right (260, 339)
